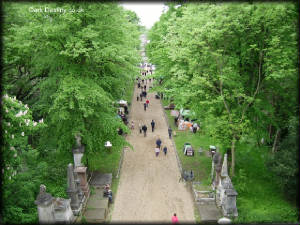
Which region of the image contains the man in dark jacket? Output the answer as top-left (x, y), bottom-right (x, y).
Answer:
top-left (142, 124), bottom-right (147, 137)
top-left (151, 120), bottom-right (155, 132)
top-left (156, 138), bottom-right (162, 149)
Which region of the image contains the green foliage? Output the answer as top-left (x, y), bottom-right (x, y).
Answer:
top-left (266, 116), bottom-right (299, 200)
top-left (148, 2), bottom-right (298, 222)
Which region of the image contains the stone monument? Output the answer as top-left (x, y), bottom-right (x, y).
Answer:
top-left (74, 166), bottom-right (90, 198)
top-left (35, 184), bottom-right (55, 224)
top-left (53, 198), bottom-right (74, 223)
top-left (72, 134), bottom-right (85, 168)
top-left (215, 153), bottom-right (238, 217)
top-left (66, 163), bottom-right (81, 215)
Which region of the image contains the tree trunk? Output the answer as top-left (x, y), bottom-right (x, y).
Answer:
top-left (272, 129), bottom-right (280, 153)
top-left (231, 137), bottom-right (236, 177)
top-left (268, 124), bottom-right (272, 140)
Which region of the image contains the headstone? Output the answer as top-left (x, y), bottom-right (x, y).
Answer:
top-left (74, 166), bottom-right (90, 198)
top-left (72, 134), bottom-right (85, 168)
top-left (66, 163), bottom-right (81, 214)
top-left (53, 198), bottom-right (74, 223)
top-left (35, 184), bottom-right (55, 224)
top-left (221, 176), bottom-right (238, 217)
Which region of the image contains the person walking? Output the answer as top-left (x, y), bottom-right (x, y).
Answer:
top-left (155, 147), bottom-right (160, 157)
top-left (142, 124), bottom-right (147, 137)
top-left (171, 213), bottom-right (179, 224)
top-left (144, 102), bottom-right (147, 111)
top-left (168, 127), bottom-right (173, 139)
top-left (151, 120), bottom-right (155, 132)
top-left (130, 121), bottom-right (134, 130)
top-left (146, 99), bottom-right (150, 107)
top-left (156, 137), bottom-right (162, 149)
top-left (137, 94), bottom-right (139, 101)
top-left (140, 92), bottom-right (143, 101)
top-left (163, 146), bottom-right (167, 155)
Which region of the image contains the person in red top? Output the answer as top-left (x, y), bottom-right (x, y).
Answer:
top-left (172, 213), bottom-right (179, 224)
top-left (146, 99), bottom-right (150, 107)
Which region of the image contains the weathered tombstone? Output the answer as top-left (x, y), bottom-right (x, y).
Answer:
top-left (74, 166), bottom-right (90, 198)
top-left (35, 184), bottom-right (55, 224)
top-left (223, 188), bottom-right (238, 217)
top-left (66, 163), bottom-right (81, 214)
top-left (221, 176), bottom-right (238, 217)
top-left (72, 134), bottom-right (85, 168)
top-left (53, 197), bottom-right (74, 223)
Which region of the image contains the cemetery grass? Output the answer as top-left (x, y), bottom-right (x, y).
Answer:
top-left (164, 107), bottom-right (298, 223)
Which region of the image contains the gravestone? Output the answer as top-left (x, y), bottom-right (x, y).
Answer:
top-left (53, 198), bottom-right (74, 223)
top-left (35, 184), bottom-right (55, 224)
top-left (72, 134), bottom-right (85, 168)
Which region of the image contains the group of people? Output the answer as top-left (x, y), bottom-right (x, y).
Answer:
top-left (154, 137), bottom-right (168, 157)
top-left (137, 120), bottom-right (154, 137)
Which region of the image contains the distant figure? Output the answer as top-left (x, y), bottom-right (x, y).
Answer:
top-left (142, 124), bottom-right (147, 137)
top-left (138, 82), bottom-right (140, 88)
top-left (155, 147), bottom-right (160, 157)
top-left (124, 105), bottom-right (128, 115)
top-left (130, 121), bottom-right (134, 130)
top-left (168, 127), bottom-right (173, 139)
top-left (140, 93), bottom-right (143, 101)
top-left (144, 102), bottom-right (147, 111)
top-left (192, 123), bottom-right (198, 133)
top-left (137, 95), bottom-right (139, 101)
top-left (172, 213), bottom-right (179, 224)
top-left (139, 122), bottom-right (142, 134)
top-left (151, 120), bottom-right (155, 132)
top-left (163, 146), bottom-right (167, 155)
top-left (146, 99), bottom-right (150, 107)
top-left (156, 138), bottom-right (162, 149)
top-left (118, 128), bottom-right (123, 136)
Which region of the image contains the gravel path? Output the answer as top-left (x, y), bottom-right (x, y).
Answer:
top-left (111, 82), bottom-right (195, 223)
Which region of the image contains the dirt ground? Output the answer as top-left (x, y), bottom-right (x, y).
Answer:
top-left (111, 81), bottom-right (195, 223)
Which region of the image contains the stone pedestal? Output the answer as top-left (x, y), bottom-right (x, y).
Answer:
top-left (35, 184), bottom-right (55, 224)
top-left (74, 166), bottom-right (90, 198)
